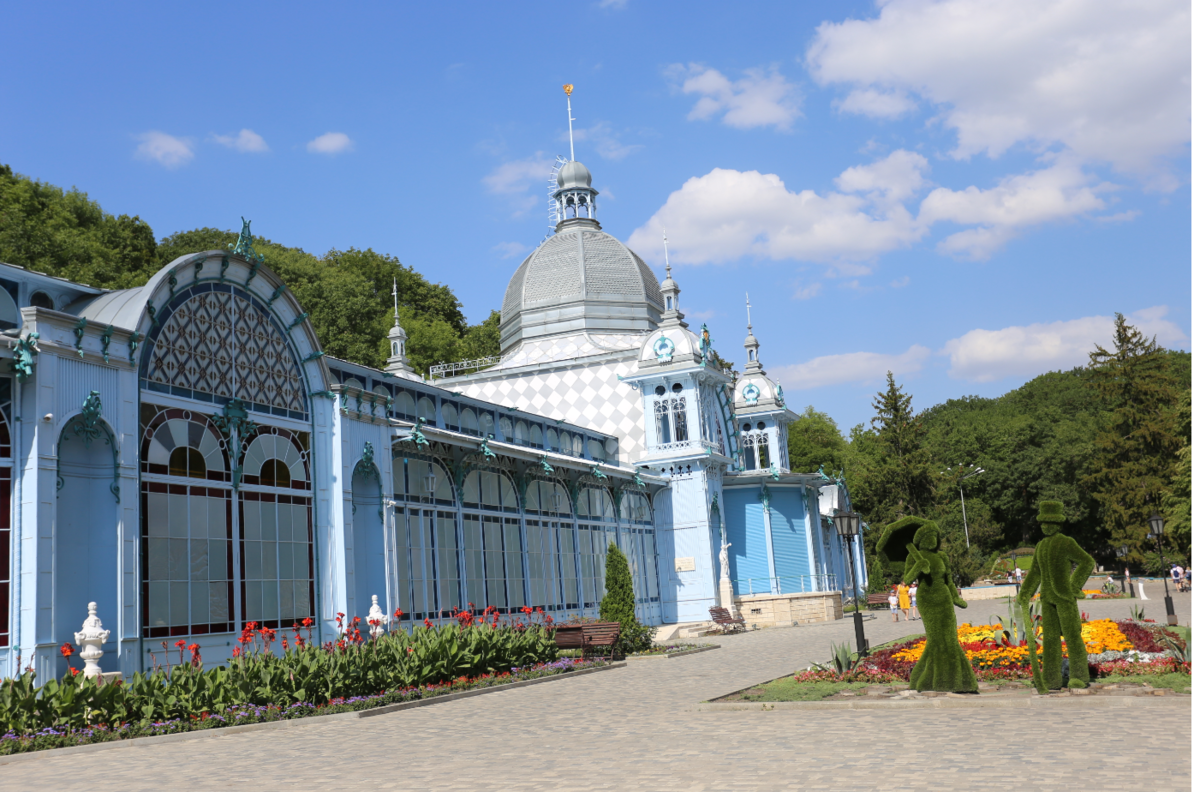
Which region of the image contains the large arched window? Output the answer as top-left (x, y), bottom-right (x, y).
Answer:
top-left (577, 486), bottom-right (617, 609)
top-left (140, 406), bottom-right (233, 638)
top-left (238, 426), bottom-right (313, 630)
top-left (460, 468), bottom-right (523, 613)
top-left (392, 455), bottom-right (458, 620)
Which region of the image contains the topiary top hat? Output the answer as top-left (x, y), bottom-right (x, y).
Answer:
top-left (1036, 500), bottom-right (1066, 524)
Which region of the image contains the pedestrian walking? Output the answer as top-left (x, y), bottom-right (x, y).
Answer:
top-left (1171, 564), bottom-right (1182, 592)
top-left (897, 582), bottom-right (911, 621)
top-left (888, 590), bottom-right (899, 622)
top-left (909, 581), bottom-right (919, 619)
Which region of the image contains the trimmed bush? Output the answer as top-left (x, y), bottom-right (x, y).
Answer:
top-left (599, 542), bottom-right (652, 655)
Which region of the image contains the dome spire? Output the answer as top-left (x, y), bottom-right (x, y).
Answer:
top-left (744, 292), bottom-right (762, 373)
top-left (553, 85), bottom-right (599, 232)
top-left (564, 84), bottom-right (576, 162)
top-left (657, 230), bottom-right (686, 329)
top-left (385, 277), bottom-right (417, 378)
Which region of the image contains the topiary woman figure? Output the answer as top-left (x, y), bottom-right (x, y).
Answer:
top-left (1018, 501), bottom-right (1095, 693)
top-left (903, 520), bottom-right (977, 693)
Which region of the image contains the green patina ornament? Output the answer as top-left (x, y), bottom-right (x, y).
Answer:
top-left (881, 517), bottom-right (978, 693)
top-left (229, 217), bottom-right (266, 266)
top-left (1018, 500), bottom-right (1095, 693)
top-left (10, 332), bottom-right (39, 382)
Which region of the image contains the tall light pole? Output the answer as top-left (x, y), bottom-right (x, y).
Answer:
top-left (834, 510), bottom-right (869, 658)
top-left (943, 464), bottom-right (984, 549)
top-left (1148, 514), bottom-right (1177, 626)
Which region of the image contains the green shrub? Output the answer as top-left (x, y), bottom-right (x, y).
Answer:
top-left (0, 610), bottom-right (557, 736)
top-left (599, 542), bottom-right (652, 655)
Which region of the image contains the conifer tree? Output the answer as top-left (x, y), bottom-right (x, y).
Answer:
top-left (1084, 314), bottom-right (1182, 564)
top-left (859, 372), bottom-right (934, 527)
top-left (599, 542), bottom-right (648, 653)
top-left (1163, 389), bottom-right (1191, 555)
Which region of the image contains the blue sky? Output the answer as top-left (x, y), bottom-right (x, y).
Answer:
top-left (2, 0), bottom-right (1190, 433)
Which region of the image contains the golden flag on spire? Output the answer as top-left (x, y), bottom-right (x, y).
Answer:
top-left (563, 84), bottom-right (574, 96)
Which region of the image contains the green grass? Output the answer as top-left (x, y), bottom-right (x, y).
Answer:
top-left (1099, 673), bottom-right (1191, 693)
top-left (746, 678), bottom-right (869, 702)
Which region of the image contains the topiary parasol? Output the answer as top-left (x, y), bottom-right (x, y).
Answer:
top-left (875, 515), bottom-right (928, 575)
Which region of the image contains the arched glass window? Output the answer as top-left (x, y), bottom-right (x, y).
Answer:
top-left (395, 391), bottom-right (416, 421)
top-left (417, 397), bottom-right (436, 423)
top-left (514, 421), bottom-right (528, 446)
top-left (442, 402), bottom-right (459, 431)
top-left (572, 434), bottom-right (583, 457)
top-left (530, 424), bottom-right (544, 449)
top-left (546, 428), bottom-right (559, 452)
top-left (461, 407), bottom-right (479, 436)
top-left (479, 411), bottom-right (495, 439)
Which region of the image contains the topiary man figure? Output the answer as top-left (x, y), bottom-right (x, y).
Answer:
top-left (900, 519), bottom-right (978, 693)
top-left (1018, 501), bottom-right (1095, 692)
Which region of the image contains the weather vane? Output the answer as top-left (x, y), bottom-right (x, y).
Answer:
top-left (746, 293), bottom-right (753, 330)
top-left (662, 229), bottom-right (672, 278)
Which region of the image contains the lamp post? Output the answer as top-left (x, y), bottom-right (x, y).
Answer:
top-left (1148, 514), bottom-right (1177, 625)
top-left (1115, 545), bottom-right (1128, 594)
top-left (943, 464), bottom-right (984, 549)
top-left (834, 510), bottom-right (869, 658)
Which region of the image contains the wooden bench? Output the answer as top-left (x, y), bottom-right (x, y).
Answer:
top-left (709, 606), bottom-right (746, 633)
top-left (581, 622), bottom-right (621, 660)
top-left (553, 624), bottom-right (584, 651)
top-left (866, 592), bottom-right (891, 609)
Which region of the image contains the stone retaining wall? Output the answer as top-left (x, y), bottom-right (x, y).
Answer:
top-left (733, 590), bottom-right (843, 629)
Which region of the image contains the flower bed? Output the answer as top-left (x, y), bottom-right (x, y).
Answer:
top-left (0, 657), bottom-right (604, 756)
top-left (795, 618), bottom-right (1189, 686)
top-left (0, 607), bottom-right (565, 745)
top-left (627, 643), bottom-right (716, 657)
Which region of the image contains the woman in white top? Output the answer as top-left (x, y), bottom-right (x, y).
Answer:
top-left (908, 582), bottom-right (919, 619)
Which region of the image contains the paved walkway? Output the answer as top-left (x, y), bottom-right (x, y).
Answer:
top-left (1, 595), bottom-right (1189, 791)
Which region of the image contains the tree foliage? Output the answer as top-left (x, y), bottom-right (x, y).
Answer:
top-left (0, 165), bottom-right (499, 376)
top-left (598, 542), bottom-right (651, 654)
top-left (1082, 313), bottom-right (1183, 567)
top-left (786, 405), bottom-right (849, 475)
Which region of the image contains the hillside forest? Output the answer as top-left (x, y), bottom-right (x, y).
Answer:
top-left (0, 164), bottom-right (1191, 586)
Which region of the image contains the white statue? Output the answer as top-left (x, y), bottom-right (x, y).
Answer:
top-left (74, 601), bottom-right (110, 679)
top-left (367, 594), bottom-right (386, 640)
top-left (719, 540), bottom-right (732, 582)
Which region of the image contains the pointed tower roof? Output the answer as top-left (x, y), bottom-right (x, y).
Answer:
top-left (385, 278), bottom-right (421, 381)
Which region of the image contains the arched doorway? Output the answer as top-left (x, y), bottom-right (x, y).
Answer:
top-left (351, 447), bottom-right (385, 622)
top-left (55, 397), bottom-right (119, 675)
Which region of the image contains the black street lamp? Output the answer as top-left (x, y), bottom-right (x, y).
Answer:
top-left (1148, 514), bottom-right (1177, 626)
top-left (1114, 545), bottom-right (1128, 594)
top-left (834, 510), bottom-right (869, 658)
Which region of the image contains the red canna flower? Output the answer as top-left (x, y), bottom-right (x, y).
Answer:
top-left (394, 608), bottom-right (404, 620)
top-left (60, 642), bottom-right (75, 658)
top-left (282, 636), bottom-right (290, 651)
top-left (175, 639), bottom-right (186, 649)
top-left (232, 646), bottom-right (242, 658)
top-left (423, 618), bottom-right (433, 629)
top-left (302, 617), bottom-right (314, 628)
top-left (69, 666), bottom-right (80, 676)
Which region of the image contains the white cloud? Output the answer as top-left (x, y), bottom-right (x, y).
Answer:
top-left (571, 122), bottom-right (642, 160)
top-left (688, 309), bottom-right (716, 321)
top-left (598, 0), bottom-right (628, 8)
top-left (919, 157), bottom-right (1107, 259)
top-left (211, 129), bottom-right (269, 153)
top-left (941, 306), bottom-right (1189, 382)
top-left (483, 154), bottom-right (553, 194)
top-left (890, 276), bottom-right (910, 289)
top-left (807, 0), bottom-right (1190, 187)
top-left (793, 283), bottom-right (822, 300)
top-left (776, 345), bottom-right (931, 390)
top-left (836, 88), bottom-right (915, 119)
top-left (669, 63), bottom-right (801, 131)
top-left (492, 242), bottom-right (528, 260)
top-left (628, 152), bottom-right (928, 269)
top-left (306, 132), bottom-right (354, 155)
top-left (133, 131), bottom-right (194, 169)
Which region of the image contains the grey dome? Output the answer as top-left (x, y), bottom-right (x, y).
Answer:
top-left (500, 227), bottom-right (663, 353)
top-left (557, 160), bottom-right (593, 190)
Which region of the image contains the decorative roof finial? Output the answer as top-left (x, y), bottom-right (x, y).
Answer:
top-left (746, 292), bottom-right (753, 331)
top-left (391, 277), bottom-right (400, 328)
top-left (564, 84), bottom-right (576, 162)
top-left (229, 217), bottom-right (265, 266)
top-left (662, 229), bottom-right (672, 279)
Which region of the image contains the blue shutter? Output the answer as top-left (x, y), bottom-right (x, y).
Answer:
top-left (770, 489), bottom-right (810, 593)
top-left (723, 488), bottom-right (770, 596)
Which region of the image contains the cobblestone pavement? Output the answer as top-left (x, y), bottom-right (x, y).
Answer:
top-left (1, 594), bottom-right (1189, 791)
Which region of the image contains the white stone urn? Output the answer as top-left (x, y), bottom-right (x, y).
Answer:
top-left (74, 602), bottom-right (110, 679)
top-left (367, 595), bottom-right (386, 640)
